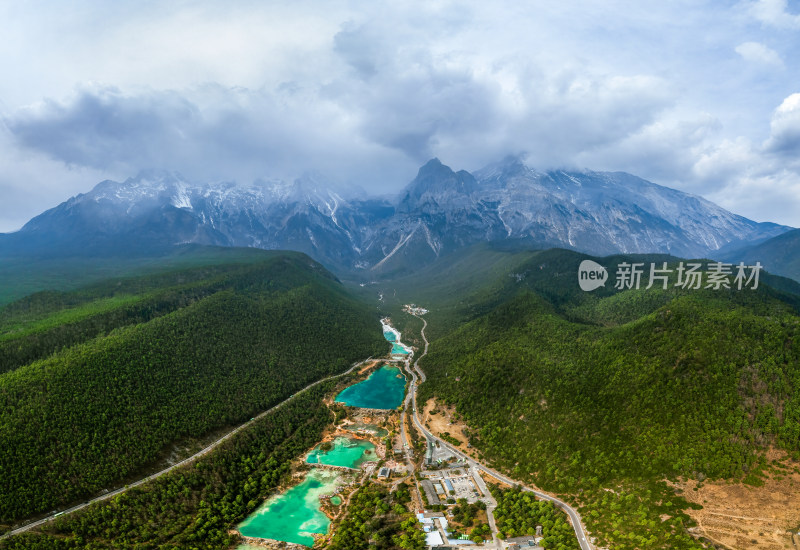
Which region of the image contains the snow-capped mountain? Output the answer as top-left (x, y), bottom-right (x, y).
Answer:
top-left (471, 156), bottom-right (777, 257)
top-left (0, 158), bottom-right (791, 273)
top-left (4, 170), bottom-right (393, 266)
top-left (354, 157), bottom-right (790, 273)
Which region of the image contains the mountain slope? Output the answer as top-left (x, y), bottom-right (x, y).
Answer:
top-left (381, 247), bottom-right (800, 549)
top-left (720, 227), bottom-right (800, 282)
top-left (1, 382), bottom-right (339, 550)
top-left (473, 157), bottom-right (786, 257)
top-left (0, 171), bottom-right (394, 269)
top-left (0, 159), bottom-right (790, 276)
top-left (0, 252), bottom-right (387, 526)
top-left (0, 244), bottom-right (285, 308)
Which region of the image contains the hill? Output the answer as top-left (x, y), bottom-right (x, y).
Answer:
top-left (721, 227), bottom-right (800, 283)
top-left (0, 244), bottom-right (283, 308)
top-left (0, 251), bottom-right (387, 528)
top-left (377, 246), bottom-right (800, 549)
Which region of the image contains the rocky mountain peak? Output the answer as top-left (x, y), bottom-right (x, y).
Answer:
top-left (396, 158), bottom-right (478, 213)
top-left (3, 157), bottom-right (793, 274)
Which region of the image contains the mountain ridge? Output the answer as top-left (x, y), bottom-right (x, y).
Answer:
top-left (719, 227), bottom-right (800, 282)
top-left (1, 158), bottom-right (792, 276)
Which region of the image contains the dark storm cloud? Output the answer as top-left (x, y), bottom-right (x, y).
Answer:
top-left (5, 53), bottom-right (673, 189)
top-left (326, 20), bottom-right (675, 170)
top-left (4, 85), bottom-right (412, 186)
top-left (8, 88), bottom-right (200, 171)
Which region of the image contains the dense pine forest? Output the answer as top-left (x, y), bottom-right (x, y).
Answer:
top-left (0, 382), bottom-right (337, 549)
top-left (4, 242), bottom-right (800, 549)
top-left (383, 246), bottom-right (800, 550)
top-left (324, 482), bottom-right (425, 550)
top-left (0, 251), bottom-right (387, 529)
top-left (490, 485), bottom-right (580, 549)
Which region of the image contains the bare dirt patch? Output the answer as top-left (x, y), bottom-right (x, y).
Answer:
top-left (358, 360), bottom-right (381, 375)
top-left (672, 453), bottom-right (800, 550)
top-left (479, 469), bottom-right (512, 490)
top-left (421, 398), bottom-right (482, 460)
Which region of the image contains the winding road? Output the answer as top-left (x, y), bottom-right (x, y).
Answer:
top-left (0, 358), bottom-right (374, 540)
top-left (403, 313), bottom-right (595, 550)
top-left (6, 312), bottom-right (596, 548)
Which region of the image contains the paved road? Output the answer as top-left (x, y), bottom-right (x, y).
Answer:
top-left (0, 358), bottom-right (374, 540)
top-left (405, 313), bottom-right (595, 550)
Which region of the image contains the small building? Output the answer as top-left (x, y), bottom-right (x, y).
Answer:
top-left (378, 467), bottom-right (391, 479)
top-left (425, 531), bottom-right (443, 546)
top-left (416, 513), bottom-right (434, 525)
top-left (420, 480), bottom-right (441, 505)
top-left (425, 436), bottom-right (435, 466)
top-left (504, 536), bottom-right (544, 549)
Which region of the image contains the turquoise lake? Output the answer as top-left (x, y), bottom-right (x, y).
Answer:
top-left (238, 468), bottom-right (344, 546)
top-left (306, 436), bottom-right (376, 469)
top-left (334, 365), bottom-right (406, 409)
top-left (238, 324), bottom-right (404, 546)
top-left (391, 342), bottom-right (409, 354)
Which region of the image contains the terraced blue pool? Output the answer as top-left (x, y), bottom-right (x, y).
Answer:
top-left (306, 436), bottom-right (376, 469)
top-left (238, 469), bottom-right (344, 546)
top-left (334, 365), bottom-right (406, 409)
top-left (391, 342), bottom-right (409, 355)
top-left (344, 422), bottom-right (389, 438)
top-left (383, 331), bottom-right (396, 341)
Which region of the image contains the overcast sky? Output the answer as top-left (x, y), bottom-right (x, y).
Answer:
top-left (1, 0), bottom-right (800, 232)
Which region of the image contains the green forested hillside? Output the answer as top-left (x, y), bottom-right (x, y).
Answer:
top-left (0, 381), bottom-right (337, 549)
top-left (398, 247), bottom-right (800, 549)
top-left (1, 265), bottom-right (243, 374)
top-left (722, 228), bottom-right (800, 283)
top-left (0, 253), bottom-right (386, 526)
top-left (490, 485), bottom-right (580, 548)
top-left (324, 482), bottom-right (425, 550)
top-left (0, 244), bottom-right (277, 308)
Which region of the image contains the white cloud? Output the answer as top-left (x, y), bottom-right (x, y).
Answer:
top-left (0, 123), bottom-right (113, 232)
top-left (735, 41), bottom-right (784, 66)
top-left (764, 92), bottom-right (800, 159)
top-left (747, 0), bottom-right (800, 29)
top-left (0, 1), bottom-right (799, 230)
top-left (576, 112), bottom-right (721, 186)
top-left (683, 93), bottom-right (800, 226)
top-left (707, 168), bottom-right (800, 226)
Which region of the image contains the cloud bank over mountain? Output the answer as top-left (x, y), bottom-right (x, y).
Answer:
top-left (1, 1), bottom-right (799, 231)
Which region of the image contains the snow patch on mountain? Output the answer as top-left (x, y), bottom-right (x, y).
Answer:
top-left (9, 159), bottom-right (793, 272)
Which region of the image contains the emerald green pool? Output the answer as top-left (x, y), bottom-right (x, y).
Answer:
top-left (330, 496), bottom-right (342, 506)
top-left (238, 469), bottom-right (345, 546)
top-left (306, 436), bottom-right (376, 469)
top-left (335, 365), bottom-right (406, 409)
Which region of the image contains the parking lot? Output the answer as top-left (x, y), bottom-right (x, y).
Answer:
top-left (448, 475), bottom-right (481, 503)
